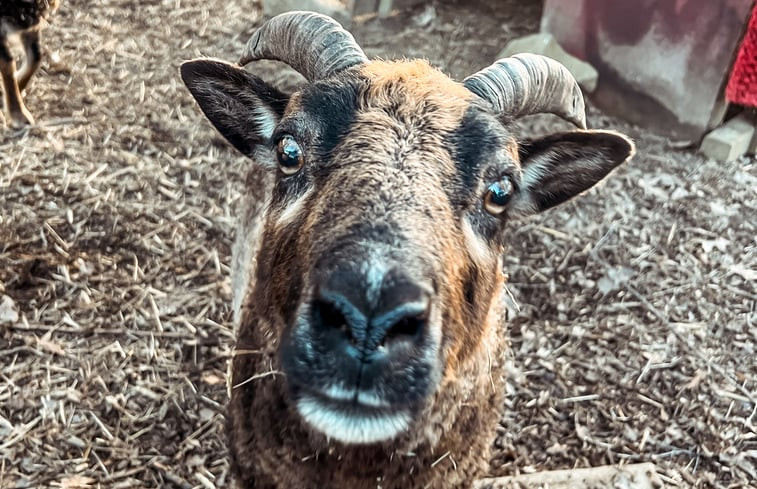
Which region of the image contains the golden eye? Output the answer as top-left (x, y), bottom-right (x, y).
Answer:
top-left (484, 178), bottom-right (514, 215)
top-left (277, 135), bottom-right (305, 175)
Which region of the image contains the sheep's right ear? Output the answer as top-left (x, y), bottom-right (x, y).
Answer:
top-left (181, 59), bottom-right (289, 158)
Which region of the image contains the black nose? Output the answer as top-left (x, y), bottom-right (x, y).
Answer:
top-left (310, 280), bottom-right (429, 359)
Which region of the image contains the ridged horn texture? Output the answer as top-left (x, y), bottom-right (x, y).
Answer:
top-left (463, 53), bottom-right (587, 129)
top-left (239, 11), bottom-right (368, 82)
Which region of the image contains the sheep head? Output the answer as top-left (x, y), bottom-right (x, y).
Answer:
top-left (181, 12), bottom-right (633, 447)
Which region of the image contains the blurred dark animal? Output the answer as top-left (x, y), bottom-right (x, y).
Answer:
top-left (182, 11), bottom-right (634, 489)
top-left (0, 0), bottom-right (59, 128)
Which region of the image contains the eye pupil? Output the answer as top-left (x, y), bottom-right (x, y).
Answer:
top-left (277, 135), bottom-right (304, 174)
top-left (484, 178), bottom-right (514, 215)
top-left (281, 140), bottom-right (300, 163)
top-left (488, 182), bottom-right (510, 205)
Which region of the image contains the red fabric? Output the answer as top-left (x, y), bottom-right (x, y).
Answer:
top-left (727, 3), bottom-right (757, 107)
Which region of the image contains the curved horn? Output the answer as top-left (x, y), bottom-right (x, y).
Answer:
top-left (463, 53), bottom-right (586, 129)
top-left (240, 11), bottom-right (368, 82)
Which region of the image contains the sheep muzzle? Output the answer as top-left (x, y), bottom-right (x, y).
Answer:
top-left (279, 242), bottom-right (446, 445)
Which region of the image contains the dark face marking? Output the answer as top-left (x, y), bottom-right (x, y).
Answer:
top-left (296, 74), bottom-right (363, 160)
top-left (443, 102), bottom-right (524, 252)
top-left (265, 75), bottom-right (363, 209)
top-left (447, 104), bottom-right (510, 191)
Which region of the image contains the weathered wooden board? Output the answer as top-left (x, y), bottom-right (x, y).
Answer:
top-left (475, 463), bottom-right (662, 489)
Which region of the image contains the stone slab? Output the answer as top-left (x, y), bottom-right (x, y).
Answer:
top-left (263, 0), bottom-right (352, 27)
top-left (351, 0), bottom-right (379, 17)
top-left (700, 114), bottom-right (755, 162)
top-left (377, 0), bottom-right (425, 18)
top-left (499, 32), bottom-right (599, 93)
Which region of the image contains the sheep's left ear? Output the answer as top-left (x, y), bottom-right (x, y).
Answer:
top-left (511, 130), bottom-right (634, 216)
top-left (180, 59), bottom-right (289, 158)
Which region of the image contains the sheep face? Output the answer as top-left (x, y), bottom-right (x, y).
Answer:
top-left (182, 58), bottom-right (633, 447)
top-left (272, 62), bottom-right (502, 445)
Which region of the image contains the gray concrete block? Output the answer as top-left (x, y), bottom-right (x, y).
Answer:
top-left (499, 32), bottom-right (598, 93)
top-left (263, 0), bottom-right (352, 28)
top-left (377, 0), bottom-right (393, 17)
top-left (700, 114), bottom-right (755, 162)
top-left (376, 0), bottom-right (425, 17)
top-left (351, 0), bottom-right (378, 16)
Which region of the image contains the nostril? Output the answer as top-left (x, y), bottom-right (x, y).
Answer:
top-left (312, 299), bottom-right (350, 336)
top-left (310, 291), bottom-right (367, 347)
top-left (383, 313), bottom-right (425, 344)
top-left (374, 300), bottom-right (429, 348)
top-left (310, 282), bottom-right (429, 354)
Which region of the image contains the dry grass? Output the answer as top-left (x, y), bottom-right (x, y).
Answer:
top-left (0, 0), bottom-right (755, 488)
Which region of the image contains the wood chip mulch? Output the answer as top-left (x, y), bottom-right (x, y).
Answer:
top-left (1, 1), bottom-right (754, 488)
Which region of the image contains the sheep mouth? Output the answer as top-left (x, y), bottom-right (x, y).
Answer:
top-left (280, 299), bottom-right (444, 444)
top-left (294, 391), bottom-right (412, 444)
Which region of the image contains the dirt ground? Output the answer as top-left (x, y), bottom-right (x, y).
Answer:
top-left (0, 0), bottom-right (755, 488)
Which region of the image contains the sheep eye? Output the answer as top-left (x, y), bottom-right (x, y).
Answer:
top-left (483, 178), bottom-right (514, 215)
top-left (277, 135), bottom-right (305, 175)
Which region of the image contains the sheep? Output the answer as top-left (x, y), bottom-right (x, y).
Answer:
top-left (0, 0), bottom-right (59, 128)
top-left (181, 11), bottom-right (634, 489)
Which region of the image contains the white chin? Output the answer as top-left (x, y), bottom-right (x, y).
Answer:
top-left (296, 396), bottom-right (411, 444)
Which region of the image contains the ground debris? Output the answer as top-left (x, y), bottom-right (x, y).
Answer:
top-left (1, 0), bottom-right (754, 488)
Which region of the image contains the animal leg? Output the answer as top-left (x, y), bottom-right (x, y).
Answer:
top-left (0, 40), bottom-right (34, 128)
top-left (17, 29), bottom-right (42, 91)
